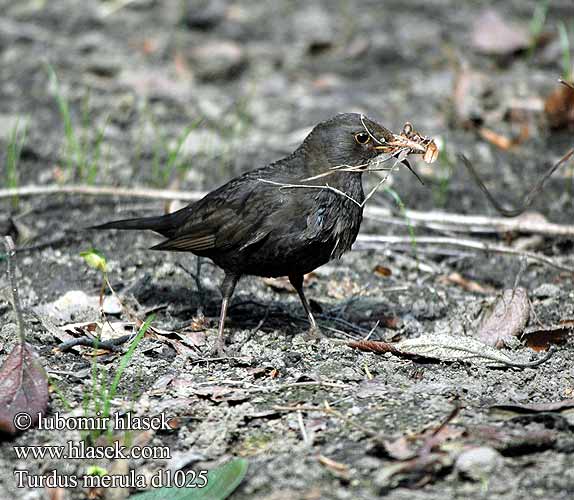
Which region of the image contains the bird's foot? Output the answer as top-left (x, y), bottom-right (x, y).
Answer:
top-left (305, 324), bottom-right (324, 340)
top-left (208, 337), bottom-right (228, 358)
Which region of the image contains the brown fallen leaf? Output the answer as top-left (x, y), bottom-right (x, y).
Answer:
top-left (477, 127), bottom-right (515, 150)
top-left (347, 340), bottom-right (401, 355)
top-left (471, 10), bottom-right (530, 56)
top-left (192, 385), bottom-right (251, 403)
top-left (373, 265), bottom-right (392, 277)
top-left (327, 276), bottom-right (363, 300)
top-left (317, 454), bottom-right (350, 480)
top-left (375, 406), bottom-right (461, 490)
top-left (0, 342), bottom-right (49, 434)
top-left (545, 81), bottom-right (574, 129)
top-left (521, 320), bottom-right (574, 351)
top-left (263, 273), bottom-right (317, 293)
top-left (347, 334), bottom-right (554, 368)
top-left (384, 436), bottom-right (415, 460)
top-left (440, 272), bottom-right (496, 294)
top-left (469, 425), bottom-right (557, 455)
top-left (494, 399), bottom-right (574, 413)
top-left (476, 288), bottom-right (530, 348)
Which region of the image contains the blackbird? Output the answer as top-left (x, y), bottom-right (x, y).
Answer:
top-left (94, 113), bottom-right (429, 354)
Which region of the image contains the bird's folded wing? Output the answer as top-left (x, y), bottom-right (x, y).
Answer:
top-left (150, 179), bottom-right (283, 253)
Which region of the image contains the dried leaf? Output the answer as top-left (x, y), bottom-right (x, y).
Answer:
top-left (396, 334), bottom-right (517, 366)
top-left (347, 340), bottom-right (401, 355)
top-left (423, 141), bottom-right (439, 164)
top-left (373, 265), bottom-right (392, 277)
top-left (545, 83), bottom-right (574, 129)
top-left (440, 272), bottom-right (495, 294)
top-left (477, 288), bottom-right (530, 347)
top-left (262, 277), bottom-right (295, 293)
top-left (317, 455), bottom-right (350, 479)
top-left (470, 425), bottom-right (557, 455)
top-left (262, 273), bottom-right (317, 293)
top-left (348, 334), bottom-right (553, 368)
top-left (384, 436), bottom-right (415, 460)
top-left (471, 10), bottom-right (530, 56)
top-left (375, 452), bottom-right (452, 490)
top-left (522, 320), bottom-right (574, 351)
top-left (62, 321), bottom-right (136, 342)
top-left (327, 276), bottom-right (362, 300)
top-left (491, 399), bottom-right (574, 414)
top-left (477, 127), bottom-right (514, 150)
top-left (0, 342), bottom-right (49, 434)
top-left (192, 385), bottom-right (251, 403)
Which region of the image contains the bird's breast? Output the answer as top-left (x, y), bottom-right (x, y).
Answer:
top-left (305, 176), bottom-right (364, 259)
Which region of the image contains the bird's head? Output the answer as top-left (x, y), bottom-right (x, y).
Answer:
top-left (299, 113), bottom-right (434, 180)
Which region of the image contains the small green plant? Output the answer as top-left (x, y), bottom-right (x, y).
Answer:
top-left (148, 114), bottom-right (200, 187)
top-left (80, 248), bottom-right (153, 441)
top-left (80, 317), bottom-right (151, 443)
top-left (558, 21), bottom-right (572, 81)
top-left (528, 0), bottom-right (549, 57)
top-left (5, 119), bottom-right (28, 210)
top-left (80, 247), bottom-right (109, 305)
top-left (131, 457), bottom-right (248, 500)
top-left (48, 66), bottom-right (109, 183)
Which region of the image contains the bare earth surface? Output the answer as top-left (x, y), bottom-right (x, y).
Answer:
top-left (1, 0), bottom-right (574, 499)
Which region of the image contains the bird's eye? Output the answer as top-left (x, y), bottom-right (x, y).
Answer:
top-left (354, 132), bottom-right (370, 145)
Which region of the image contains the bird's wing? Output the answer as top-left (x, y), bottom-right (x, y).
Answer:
top-left (151, 171), bottom-right (298, 253)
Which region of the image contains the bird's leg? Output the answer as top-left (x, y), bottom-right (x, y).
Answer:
top-left (289, 273), bottom-right (322, 338)
top-left (213, 272), bottom-right (240, 357)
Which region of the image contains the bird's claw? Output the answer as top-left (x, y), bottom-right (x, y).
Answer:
top-left (305, 325), bottom-right (324, 340)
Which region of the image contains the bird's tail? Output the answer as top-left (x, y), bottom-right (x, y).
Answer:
top-left (91, 213), bottom-right (180, 238)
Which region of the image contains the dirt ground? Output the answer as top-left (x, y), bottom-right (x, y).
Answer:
top-left (1, 0), bottom-right (574, 499)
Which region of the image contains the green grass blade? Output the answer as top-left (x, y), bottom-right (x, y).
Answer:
top-left (47, 65), bottom-right (79, 179)
top-left (102, 315), bottom-right (154, 422)
top-left (129, 458), bottom-right (248, 500)
top-left (558, 21), bottom-right (572, 81)
top-left (5, 118), bottom-right (27, 209)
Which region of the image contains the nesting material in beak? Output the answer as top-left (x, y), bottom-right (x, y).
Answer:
top-left (374, 122), bottom-right (439, 164)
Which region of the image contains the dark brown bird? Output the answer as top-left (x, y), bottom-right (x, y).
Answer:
top-left (94, 113), bottom-right (428, 354)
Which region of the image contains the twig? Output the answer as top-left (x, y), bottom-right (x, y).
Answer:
top-left (420, 403), bottom-right (461, 456)
top-left (0, 184), bottom-right (207, 202)
top-left (257, 179), bottom-right (367, 207)
top-left (364, 206), bottom-right (574, 237)
top-left (4, 184), bottom-right (574, 238)
top-left (259, 154), bottom-right (401, 208)
top-left (3, 236), bottom-right (25, 343)
top-left (459, 148), bottom-right (574, 217)
top-left (363, 320), bottom-right (380, 341)
top-left (99, 0), bottom-right (141, 17)
top-left (356, 235), bottom-right (574, 273)
top-left (57, 334), bottom-right (134, 352)
top-left (205, 380), bottom-right (351, 393)
top-left (297, 411), bottom-right (310, 446)
top-left (6, 184), bottom-right (574, 244)
top-left (272, 403), bottom-right (381, 438)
